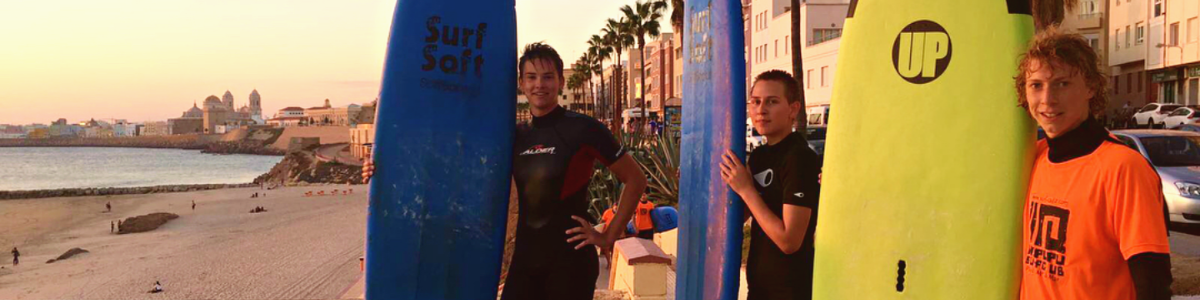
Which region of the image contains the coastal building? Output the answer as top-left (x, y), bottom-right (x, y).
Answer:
top-left (350, 124), bottom-right (374, 160)
top-left (1111, 0), bottom-right (1152, 109)
top-left (27, 128), bottom-right (49, 139)
top-left (168, 102), bottom-right (204, 135)
top-left (0, 126), bottom-right (26, 139)
top-left (202, 93), bottom-right (256, 134)
top-left (111, 120), bottom-right (138, 137)
top-left (1146, 0), bottom-right (1200, 105)
top-left (48, 123), bottom-right (82, 138)
top-left (643, 32), bottom-right (676, 117)
top-left (349, 100), bottom-right (377, 161)
top-left (140, 121), bottom-right (169, 136)
top-left (746, 0), bottom-right (847, 117)
top-left (168, 90), bottom-right (264, 135)
top-left (267, 107), bottom-right (307, 127)
top-left (304, 99), bottom-right (363, 127)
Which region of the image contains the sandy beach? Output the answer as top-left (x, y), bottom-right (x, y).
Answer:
top-left (0, 185), bottom-right (366, 300)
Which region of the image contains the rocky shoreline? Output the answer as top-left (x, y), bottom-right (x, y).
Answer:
top-left (0, 131), bottom-right (285, 156)
top-left (0, 135), bottom-right (213, 149)
top-left (0, 183), bottom-right (260, 200)
top-left (253, 151), bottom-right (362, 186)
top-left (202, 141), bottom-right (285, 156)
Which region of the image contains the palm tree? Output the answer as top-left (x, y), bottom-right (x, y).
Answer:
top-left (567, 72), bottom-right (585, 112)
top-left (671, 0), bottom-right (684, 42)
top-left (574, 55), bottom-right (595, 116)
top-left (589, 34), bottom-right (613, 124)
top-left (622, 0), bottom-right (669, 128)
top-left (589, 49), bottom-right (606, 120)
top-left (604, 18), bottom-right (635, 133)
top-left (790, 0), bottom-right (807, 134)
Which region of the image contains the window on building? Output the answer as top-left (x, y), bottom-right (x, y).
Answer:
top-left (1136, 23), bottom-right (1144, 45)
top-left (1079, 0), bottom-right (1098, 18)
top-left (1154, 0), bottom-right (1163, 17)
top-left (1127, 74), bottom-right (1133, 95)
top-left (807, 69), bottom-right (813, 89)
top-left (1126, 25), bottom-right (1131, 48)
top-left (1090, 38), bottom-right (1100, 52)
top-left (810, 29), bottom-right (842, 46)
top-left (1190, 18), bottom-right (1199, 43)
top-left (774, 40), bottom-right (779, 58)
top-left (784, 35), bottom-right (789, 54)
top-left (1114, 75), bottom-right (1120, 95)
top-left (821, 66), bottom-right (828, 87)
top-left (1172, 22), bottom-right (1180, 46)
top-left (1115, 29), bottom-right (1121, 50)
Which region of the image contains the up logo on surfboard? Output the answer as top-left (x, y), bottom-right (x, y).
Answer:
top-left (891, 20), bottom-right (952, 84)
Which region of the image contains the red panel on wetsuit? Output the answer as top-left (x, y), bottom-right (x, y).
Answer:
top-left (560, 145), bottom-right (603, 200)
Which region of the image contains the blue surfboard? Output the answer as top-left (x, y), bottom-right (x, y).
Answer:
top-left (677, 0), bottom-right (747, 299)
top-left (365, 0), bottom-right (516, 299)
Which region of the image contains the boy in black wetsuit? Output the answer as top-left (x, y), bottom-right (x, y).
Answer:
top-left (363, 43), bottom-right (646, 300)
top-left (720, 70), bottom-right (820, 300)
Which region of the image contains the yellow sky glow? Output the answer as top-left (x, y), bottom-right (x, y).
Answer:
top-left (0, 0), bottom-right (672, 125)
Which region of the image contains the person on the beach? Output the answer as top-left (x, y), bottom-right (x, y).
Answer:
top-left (601, 202), bottom-right (619, 234)
top-left (150, 281), bottom-right (163, 293)
top-left (106, 202), bottom-right (111, 212)
top-left (11, 247), bottom-right (19, 266)
top-left (634, 195), bottom-right (656, 240)
top-left (720, 70), bottom-right (820, 300)
top-left (111, 221), bottom-right (114, 233)
top-left (192, 200), bottom-right (195, 210)
top-left (362, 43), bottom-right (646, 300)
top-left (1015, 29), bottom-right (1171, 300)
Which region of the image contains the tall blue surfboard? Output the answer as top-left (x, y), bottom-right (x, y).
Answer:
top-left (677, 0), bottom-right (746, 299)
top-left (365, 0), bottom-right (516, 299)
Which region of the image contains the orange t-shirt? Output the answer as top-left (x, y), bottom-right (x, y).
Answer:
top-left (635, 201), bottom-right (655, 231)
top-left (1020, 140), bottom-right (1171, 300)
top-left (602, 207), bottom-right (616, 229)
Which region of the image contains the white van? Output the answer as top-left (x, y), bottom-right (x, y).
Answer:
top-left (806, 105), bottom-right (830, 126)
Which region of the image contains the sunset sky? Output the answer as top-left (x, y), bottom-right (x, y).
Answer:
top-left (0, 0), bottom-right (674, 125)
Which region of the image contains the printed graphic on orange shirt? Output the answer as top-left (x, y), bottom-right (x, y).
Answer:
top-left (1025, 200), bottom-right (1070, 280)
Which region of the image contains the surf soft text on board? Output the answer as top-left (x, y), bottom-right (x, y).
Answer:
top-left (685, 3), bottom-right (712, 84)
top-left (420, 16), bottom-right (486, 97)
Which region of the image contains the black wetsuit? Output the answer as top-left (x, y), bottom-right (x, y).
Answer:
top-left (501, 106), bottom-right (625, 300)
top-left (745, 131), bottom-right (821, 300)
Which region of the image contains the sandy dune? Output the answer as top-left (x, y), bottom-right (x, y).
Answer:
top-left (0, 185), bottom-right (366, 300)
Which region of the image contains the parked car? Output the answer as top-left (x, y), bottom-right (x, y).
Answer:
top-left (1132, 103), bottom-right (1182, 128)
top-left (1162, 106), bottom-right (1200, 129)
top-left (1178, 124), bottom-right (1200, 133)
top-left (805, 125), bottom-right (826, 169)
top-left (1112, 130), bottom-right (1200, 224)
top-left (746, 118), bottom-right (765, 151)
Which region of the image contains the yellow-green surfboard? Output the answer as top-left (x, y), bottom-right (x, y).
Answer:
top-left (814, 0), bottom-right (1035, 299)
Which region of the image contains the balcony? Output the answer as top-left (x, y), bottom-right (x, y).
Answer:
top-left (1075, 13), bottom-right (1102, 29)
